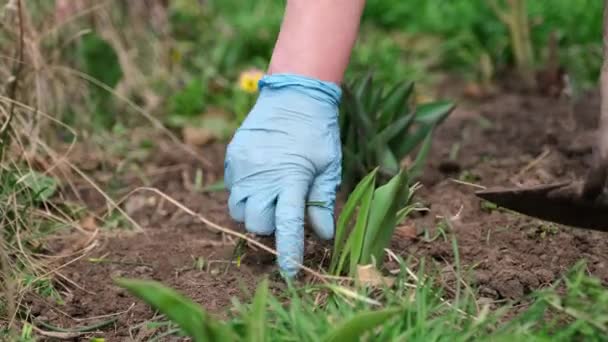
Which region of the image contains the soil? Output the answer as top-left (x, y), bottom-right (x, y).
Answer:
top-left (27, 86), bottom-right (608, 340)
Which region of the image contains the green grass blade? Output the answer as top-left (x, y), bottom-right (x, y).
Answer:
top-left (114, 278), bottom-right (235, 342)
top-left (348, 178), bottom-right (376, 275)
top-left (396, 204), bottom-right (416, 224)
top-left (335, 229), bottom-right (354, 276)
top-left (247, 278), bottom-right (269, 342)
top-left (322, 307), bottom-right (402, 342)
top-left (202, 180), bottom-right (225, 193)
top-left (330, 169), bottom-right (378, 273)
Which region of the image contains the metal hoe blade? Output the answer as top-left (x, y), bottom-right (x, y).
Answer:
top-left (476, 182), bottom-right (608, 232)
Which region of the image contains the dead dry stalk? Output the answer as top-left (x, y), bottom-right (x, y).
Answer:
top-left (0, 0), bottom-right (24, 335)
top-left (488, 0), bottom-right (536, 88)
top-left (0, 0), bottom-right (24, 162)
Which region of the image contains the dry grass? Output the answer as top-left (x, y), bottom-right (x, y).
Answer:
top-left (0, 1), bottom-right (203, 337)
top-left (0, 2), bottom-right (265, 338)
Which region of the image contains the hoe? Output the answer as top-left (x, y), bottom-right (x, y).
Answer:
top-left (476, 1), bottom-right (608, 232)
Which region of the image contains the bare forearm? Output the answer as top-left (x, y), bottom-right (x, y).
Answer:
top-left (268, 0), bottom-right (366, 84)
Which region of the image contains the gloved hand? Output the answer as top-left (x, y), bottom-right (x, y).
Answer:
top-left (224, 73), bottom-right (342, 277)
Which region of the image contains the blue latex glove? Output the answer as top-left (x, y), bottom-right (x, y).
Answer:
top-left (224, 74), bottom-right (342, 277)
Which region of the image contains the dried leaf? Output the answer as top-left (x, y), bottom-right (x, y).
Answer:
top-left (124, 195), bottom-right (148, 216)
top-left (394, 223), bottom-right (418, 240)
top-left (80, 215), bottom-right (98, 232)
top-left (356, 264), bottom-right (395, 288)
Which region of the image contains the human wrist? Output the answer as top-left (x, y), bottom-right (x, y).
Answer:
top-left (258, 73), bottom-right (342, 108)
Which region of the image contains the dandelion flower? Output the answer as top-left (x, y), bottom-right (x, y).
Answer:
top-left (238, 69), bottom-right (264, 93)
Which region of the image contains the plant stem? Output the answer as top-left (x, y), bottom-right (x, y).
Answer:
top-left (489, 0), bottom-right (535, 87)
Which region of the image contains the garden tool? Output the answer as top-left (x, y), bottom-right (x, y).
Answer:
top-left (475, 1), bottom-right (608, 232)
top-left (476, 181), bottom-right (608, 232)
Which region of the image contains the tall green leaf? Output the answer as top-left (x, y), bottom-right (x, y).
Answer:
top-left (347, 88), bottom-right (375, 138)
top-left (392, 123), bottom-right (433, 161)
top-left (115, 278), bottom-right (236, 342)
top-left (379, 149), bottom-right (400, 176)
top-left (414, 101), bottom-right (455, 125)
top-left (354, 71), bottom-right (374, 99)
top-left (368, 175), bottom-right (412, 263)
top-left (322, 307), bottom-right (402, 342)
top-left (393, 101), bottom-right (454, 158)
top-left (348, 178), bottom-right (376, 275)
top-left (367, 86), bottom-right (385, 115)
top-left (368, 112), bottom-right (416, 149)
top-left (247, 278), bottom-right (269, 342)
top-left (408, 128), bottom-right (435, 179)
top-left (330, 169), bottom-right (378, 273)
top-left (379, 81), bottom-right (414, 126)
top-left (361, 170), bottom-right (410, 265)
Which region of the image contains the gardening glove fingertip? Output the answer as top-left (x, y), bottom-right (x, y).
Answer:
top-left (275, 181), bottom-right (309, 278)
top-left (307, 161), bottom-right (341, 240)
top-left (308, 206), bottom-right (335, 241)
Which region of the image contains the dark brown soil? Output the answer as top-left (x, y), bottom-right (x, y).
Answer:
top-left (28, 87), bottom-right (608, 340)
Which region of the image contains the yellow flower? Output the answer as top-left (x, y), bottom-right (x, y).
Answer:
top-left (238, 69), bottom-right (264, 93)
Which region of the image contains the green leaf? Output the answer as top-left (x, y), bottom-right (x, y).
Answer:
top-left (348, 88), bottom-right (375, 137)
top-left (247, 278), bottom-right (269, 342)
top-left (114, 278), bottom-right (236, 342)
top-left (379, 81), bottom-right (414, 126)
top-left (367, 86), bottom-right (385, 116)
top-left (79, 33), bottom-right (122, 89)
top-left (167, 79), bottom-right (206, 118)
top-left (361, 170), bottom-right (410, 265)
top-left (202, 180), bottom-right (225, 193)
top-left (322, 307), bottom-right (402, 342)
top-left (369, 111), bottom-right (416, 149)
top-left (392, 101), bottom-right (453, 158)
top-left (348, 176), bottom-right (376, 275)
top-left (408, 128), bottom-right (435, 179)
top-left (414, 101), bottom-right (455, 125)
top-left (335, 230), bottom-right (355, 277)
top-left (342, 147), bottom-right (368, 190)
top-left (354, 72), bottom-right (374, 99)
top-left (379, 149), bottom-right (400, 176)
top-left (330, 169), bottom-right (378, 274)
top-left (392, 123), bottom-right (433, 160)
top-left (18, 171), bottom-right (58, 201)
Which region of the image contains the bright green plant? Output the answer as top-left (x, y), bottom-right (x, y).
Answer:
top-left (77, 32), bottom-right (123, 129)
top-left (329, 168), bottom-right (420, 277)
top-left (167, 79), bottom-right (206, 118)
top-left (340, 73), bottom-right (454, 191)
top-left (116, 259), bottom-right (608, 341)
top-left (116, 277), bottom-right (405, 342)
top-left (115, 278), bottom-right (237, 341)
